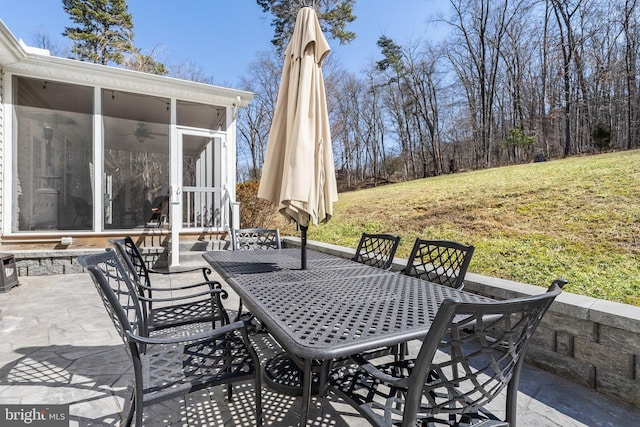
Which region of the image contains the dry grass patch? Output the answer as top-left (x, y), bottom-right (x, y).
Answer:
top-left (275, 150), bottom-right (640, 305)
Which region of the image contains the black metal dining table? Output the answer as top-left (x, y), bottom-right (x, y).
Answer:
top-left (203, 248), bottom-right (492, 426)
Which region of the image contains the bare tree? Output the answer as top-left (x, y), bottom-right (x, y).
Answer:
top-left (332, 72), bottom-right (364, 186)
top-left (168, 59), bottom-right (215, 84)
top-left (498, 0), bottom-right (539, 163)
top-left (239, 0), bottom-right (640, 189)
top-left (622, 0), bottom-right (639, 149)
top-left (237, 51), bottom-right (282, 180)
top-left (31, 28), bottom-right (69, 56)
top-left (549, 0), bottom-right (584, 156)
top-left (402, 43), bottom-right (445, 176)
top-left (445, 0), bottom-right (512, 168)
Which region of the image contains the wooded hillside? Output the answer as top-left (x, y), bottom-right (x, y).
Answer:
top-left (239, 0), bottom-right (640, 192)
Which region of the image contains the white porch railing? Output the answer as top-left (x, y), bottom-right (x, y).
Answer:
top-left (182, 186), bottom-right (236, 231)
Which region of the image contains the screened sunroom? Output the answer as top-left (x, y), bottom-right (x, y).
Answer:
top-left (0, 20), bottom-right (252, 266)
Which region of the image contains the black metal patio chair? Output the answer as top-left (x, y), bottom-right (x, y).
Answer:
top-left (229, 228), bottom-right (282, 322)
top-left (343, 233), bottom-right (405, 378)
top-left (113, 236), bottom-right (212, 282)
top-left (231, 228), bottom-right (282, 250)
top-left (145, 195), bottom-right (168, 227)
top-left (110, 236), bottom-right (230, 333)
top-left (78, 250), bottom-right (262, 427)
top-left (329, 279), bottom-right (567, 427)
top-left (71, 196), bottom-right (92, 227)
top-left (403, 239), bottom-right (475, 289)
top-left (352, 233), bottom-right (401, 270)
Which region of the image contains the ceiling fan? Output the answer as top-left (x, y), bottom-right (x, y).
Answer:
top-left (124, 123), bottom-right (166, 143)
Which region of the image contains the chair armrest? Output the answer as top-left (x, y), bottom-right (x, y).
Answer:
top-left (350, 354), bottom-right (411, 388)
top-left (137, 287), bottom-right (228, 303)
top-left (148, 266), bottom-right (211, 281)
top-left (127, 319), bottom-right (252, 345)
top-left (138, 280), bottom-right (224, 292)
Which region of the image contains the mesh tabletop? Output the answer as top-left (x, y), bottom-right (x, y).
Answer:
top-left (204, 249), bottom-right (493, 360)
top-left (231, 265), bottom-right (382, 287)
top-left (203, 248), bottom-right (357, 279)
top-left (245, 274), bottom-right (491, 359)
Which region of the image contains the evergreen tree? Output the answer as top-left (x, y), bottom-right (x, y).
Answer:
top-left (62, 0), bottom-right (135, 65)
top-left (256, 0), bottom-right (357, 54)
top-left (124, 51), bottom-right (168, 75)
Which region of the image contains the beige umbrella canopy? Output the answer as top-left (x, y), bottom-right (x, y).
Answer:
top-left (258, 6), bottom-right (338, 268)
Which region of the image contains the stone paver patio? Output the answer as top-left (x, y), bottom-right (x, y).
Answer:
top-left (1, 267), bottom-right (639, 426)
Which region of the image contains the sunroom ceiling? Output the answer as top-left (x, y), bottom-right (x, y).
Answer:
top-left (17, 77), bottom-right (227, 151)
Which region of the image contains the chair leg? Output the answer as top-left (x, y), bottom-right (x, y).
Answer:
top-left (134, 381), bottom-right (144, 427)
top-left (123, 391), bottom-right (135, 427)
top-left (135, 406), bottom-right (142, 427)
top-left (235, 299), bottom-right (244, 322)
top-left (224, 339), bottom-right (234, 400)
top-left (506, 361), bottom-right (524, 426)
top-left (255, 376), bottom-right (263, 427)
top-left (244, 327), bottom-right (263, 426)
top-left (395, 342), bottom-right (407, 362)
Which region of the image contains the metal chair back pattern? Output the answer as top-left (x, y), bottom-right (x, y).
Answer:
top-left (111, 236), bottom-right (210, 287)
top-left (79, 250), bottom-right (146, 340)
top-left (78, 250), bottom-right (263, 427)
top-left (231, 228), bottom-right (282, 250)
top-left (228, 229), bottom-right (281, 323)
top-left (403, 239), bottom-right (475, 289)
top-left (71, 196), bottom-right (92, 227)
top-left (352, 233), bottom-right (401, 270)
top-left (110, 237), bottom-right (229, 333)
top-left (330, 279), bottom-right (567, 427)
top-left (145, 195), bottom-right (168, 227)
top-left (109, 238), bottom-right (156, 312)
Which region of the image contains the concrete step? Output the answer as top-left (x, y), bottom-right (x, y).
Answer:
top-left (179, 239), bottom-right (230, 252)
top-left (179, 239), bottom-right (230, 265)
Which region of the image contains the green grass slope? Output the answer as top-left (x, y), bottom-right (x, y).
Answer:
top-left (281, 150), bottom-right (640, 305)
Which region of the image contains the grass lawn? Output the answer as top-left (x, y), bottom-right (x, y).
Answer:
top-left (276, 150), bottom-right (640, 305)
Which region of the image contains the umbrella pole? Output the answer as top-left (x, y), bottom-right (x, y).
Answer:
top-left (301, 225), bottom-right (308, 270)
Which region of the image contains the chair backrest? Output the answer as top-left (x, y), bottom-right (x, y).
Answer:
top-left (77, 250), bottom-right (146, 342)
top-left (351, 233), bottom-right (401, 270)
top-left (403, 279), bottom-right (566, 426)
top-left (110, 237), bottom-right (155, 316)
top-left (110, 236), bottom-right (151, 283)
top-left (403, 239), bottom-right (475, 289)
top-left (150, 195), bottom-right (167, 210)
top-left (72, 196), bottom-right (91, 214)
top-left (231, 228), bottom-right (281, 250)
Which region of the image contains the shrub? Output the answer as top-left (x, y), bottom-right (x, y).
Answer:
top-left (236, 180), bottom-right (278, 228)
top-left (592, 123), bottom-right (612, 152)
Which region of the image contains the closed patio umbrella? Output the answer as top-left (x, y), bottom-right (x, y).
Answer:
top-left (258, 6), bottom-right (338, 269)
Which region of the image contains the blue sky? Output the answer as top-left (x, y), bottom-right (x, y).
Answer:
top-left (1, 0), bottom-right (449, 88)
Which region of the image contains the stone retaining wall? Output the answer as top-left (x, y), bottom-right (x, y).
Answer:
top-left (283, 237), bottom-right (640, 408)
top-left (11, 250), bottom-right (96, 276)
top-left (10, 247), bottom-right (166, 276)
top-left (463, 273), bottom-right (640, 408)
